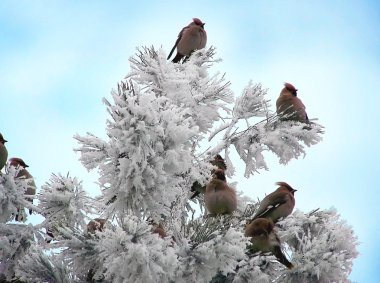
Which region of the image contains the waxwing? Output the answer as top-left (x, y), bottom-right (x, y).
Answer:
top-left (251, 182), bottom-right (296, 223)
top-left (204, 169), bottom-right (237, 216)
top-left (276, 83), bottom-right (309, 123)
top-left (245, 217), bottom-right (294, 269)
top-left (167, 18), bottom-right (207, 63)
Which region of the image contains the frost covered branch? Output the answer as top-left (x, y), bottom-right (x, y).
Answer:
top-left (0, 46), bottom-right (356, 283)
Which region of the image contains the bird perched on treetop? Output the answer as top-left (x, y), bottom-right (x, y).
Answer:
top-left (190, 154), bottom-right (227, 199)
top-left (245, 217), bottom-right (294, 269)
top-left (204, 169), bottom-right (237, 216)
top-left (167, 18), bottom-right (207, 63)
top-left (8, 157), bottom-right (37, 221)
top-left (0, 133), bottom-right (8, 171)
top-left (251, 182), bottom-right (296, 223)
top-left (276, 83), bottom-right (309, 123)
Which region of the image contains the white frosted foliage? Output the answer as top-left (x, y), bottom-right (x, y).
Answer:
top-left (95, 216), bottom-right (178, 283)
top-left (0, 46), bottom-right (357, 283)
top-left (37, 173), bottom-right (94, 238)
top-left (277, 209), bottom-right (359, 283)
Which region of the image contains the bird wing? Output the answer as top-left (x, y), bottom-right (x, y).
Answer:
top-left (253, 193), bottom-right (289, 219)
top-left (167, 26), bottom-right (188, 60)
top-left (190, 181), bottom-right (206, 199)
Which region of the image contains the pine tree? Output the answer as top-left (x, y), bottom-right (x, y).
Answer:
top-left (0, 47), bottom-right (358, 282)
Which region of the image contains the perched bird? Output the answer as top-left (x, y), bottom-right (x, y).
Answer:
top-left (204, 169), bottom-right (237, 216)
top-left (245, 217), bottom-right (294, 269)
top-left (167, 18), bottom-right (207, 63)
top-left (276, 83), bottom-right (309, 123)
top-left (210, 154), bottom-right (227, 171)
top-left (151, 222), bottom-right (167, 239)
top-left (0, 133), bottom-right (8, 171)
top-left (190, 154), bottom-right (227, 199)
top-left (8, 157), bottom-right (37, 221)
top-left (251, 182), bottom-right (296, 223)
top-left (87, 218), bottom-right (107, 234)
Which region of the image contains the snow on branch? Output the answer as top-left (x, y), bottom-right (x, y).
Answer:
top-left (15, 246), bottom-right (74, 283)
top-left (233, 82), bottom-right (270, 119)
top-left (0, 223), bottom-right (35, 281)
top-left (176, 226), bottom-right (248, 283)
top-left (94, 215), bottom-right (178, 283)
top-left (277, 209), bottom-right (359, 283)
top-left (0, 173), bottom-right (26, 223)
top-left (74, 47), bottom-right (234, 223)
top-left (37, 173), bottom-right (94, 239)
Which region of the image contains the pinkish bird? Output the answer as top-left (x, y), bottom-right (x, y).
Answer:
top-left (245, 217), bottom-right (294, 269)
top-left (251, 182), bottom-right (297, 223)
top-left (276, 83), bottom-right (309, 123)
top-left (167, 18), bottom-right (207, 63)
top-left (204, 169), bottom-right (237, 216)
top-left (190, 154), bottom-right (228, 199)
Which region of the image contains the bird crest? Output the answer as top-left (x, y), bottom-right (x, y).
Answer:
top-left (9, 157), bottom-right (29, 168)
top-left (276, 181), bottom-right (297, 193)
top-left (193, 18), bottom-right (205, 27)
top-left (284, 82), bottom-right (298, 96)
top-left (0, 134), bottom-right (7, 144)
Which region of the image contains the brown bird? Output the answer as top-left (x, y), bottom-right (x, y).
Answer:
top-left (204, 169), bottom-right (237, 216)
top-left (167, 18), bottom-right (207, 63)
top-left (0, 133), bottom-right (8, 171)
top-left (276, 83), bottom-right (309, 123)
top-left (190, 154), bottom-right (227, 199)
top-left (245, 217), bottom-right (294, 269)
top-left (251, 182), bottom-right (296, 223)
top-left (87, 218), bottom-right (107, 234)
top-left (151, 223), bottom-right (167, 239)
top-left (9, 157), bottom-right (37, 221)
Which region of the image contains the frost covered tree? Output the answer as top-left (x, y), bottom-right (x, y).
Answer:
top-left (0, 47), bottom-right (358, 283)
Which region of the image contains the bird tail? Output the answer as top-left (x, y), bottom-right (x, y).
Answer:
top-left (167, 44), bottom-right (177, 60)
top-left (172, 53), bottom-right (184, 63)
top-left (190, 181), bottom-right (205, 199)
top-left (273, 245), bottom-right (294, 269)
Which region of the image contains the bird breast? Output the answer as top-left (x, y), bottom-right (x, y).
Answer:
top-left (205, 180), bottom-right (237, 215)
top-left (177, 27), bottom-right (207, 56)
top-left (0, 145), bottom-right (7, 169)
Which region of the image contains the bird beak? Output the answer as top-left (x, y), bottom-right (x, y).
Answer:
top-left (3, 139), bottom-right (7, 143)
top-left (25, 164), bottom-right (29, 168)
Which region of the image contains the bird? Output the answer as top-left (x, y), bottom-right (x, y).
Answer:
top-left (251, 182), bottom-right (296, 223)
top-left (87, 218), bottom-right (107, 234)
top-left (210, 154), bottom-right (227, 171)
top-left (276, 83), bottom-right (309, 123)
top-left (204, 169), bottom-right (237, 216)
top-left (190, 154), bottom-right (227, 199)
top-left (45, 227), bottom-right (55, 243)
top-left (8, 157), bottom-right (37, 221)
top-left (245, 217), bottom-right (294, 269)
top-left (151, 223), bottom-right (167, 239)
top-left (167, 18), bottom-right (207, 63)
top-left (0, 133), bottom-right (8, 171)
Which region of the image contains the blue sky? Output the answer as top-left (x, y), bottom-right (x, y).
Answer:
top-left (1, 1), bottom-right (379, 281)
